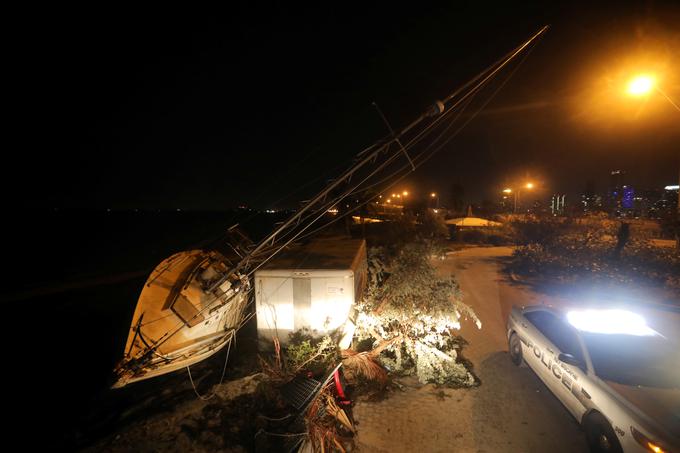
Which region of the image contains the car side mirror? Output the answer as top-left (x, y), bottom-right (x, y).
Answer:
top-left (558, 353), bottom-right (583, 367)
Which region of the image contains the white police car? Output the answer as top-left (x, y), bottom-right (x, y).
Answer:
top-left (507, 305), bottom-right (679, 452)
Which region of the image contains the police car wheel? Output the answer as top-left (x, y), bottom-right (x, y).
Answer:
top-left (508, 333), bottom-right (523, 366)
top-left (584, 413), bottom-right (622, 453)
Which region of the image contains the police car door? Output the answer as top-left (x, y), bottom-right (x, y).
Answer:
top-left (535, 315), bottom-right (591, 420)
top-left (521, 310), bottom-right (563, 389)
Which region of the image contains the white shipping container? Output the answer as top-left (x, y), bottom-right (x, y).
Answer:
top-left (255, 239), bottom-right (367, 349)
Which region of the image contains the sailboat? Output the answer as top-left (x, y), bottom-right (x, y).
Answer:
top-left (112, 25), bottom-right (549, 389)
top-left (112, 227), bottom-right (253, 388)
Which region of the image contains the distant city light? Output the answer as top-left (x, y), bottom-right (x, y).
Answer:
top-left (430, 192), bottom-right (436, 197)
top-left (567, 309), bottom-right (657, 336)
top-left (665, 185), bottom-right (679, 191)
top-left (402, 191), bottom-right (409, 196)
top-left (525, 182), bottom-right (534, 189)
top-left (502, 188), bottom-right (512, 194)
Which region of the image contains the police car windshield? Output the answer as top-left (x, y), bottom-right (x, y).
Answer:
top-left (582, 333), bottom-right (680, 388)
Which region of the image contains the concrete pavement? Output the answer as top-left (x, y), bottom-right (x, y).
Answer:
top-left (353, 246), bottom-right (589, 452)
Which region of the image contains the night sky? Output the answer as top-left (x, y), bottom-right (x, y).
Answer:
top-left (13, 1), bottom-right (680, 210)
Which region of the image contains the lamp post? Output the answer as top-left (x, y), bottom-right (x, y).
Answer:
top-left (503, 182), bottom-right (534, 214)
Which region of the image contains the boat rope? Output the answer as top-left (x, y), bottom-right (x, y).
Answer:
top-left (255, 430), bottom-right (307, 438)
top-left (186, 329), bottom-right (236, 401)
top-left (259, 413), bottom-right (295, 422)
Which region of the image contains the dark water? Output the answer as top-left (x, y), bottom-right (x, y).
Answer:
top-left (4, 209), bottom-right (288, 450)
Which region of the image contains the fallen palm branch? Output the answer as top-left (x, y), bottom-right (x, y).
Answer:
top-left (340, 349), bottom-right (387, 384)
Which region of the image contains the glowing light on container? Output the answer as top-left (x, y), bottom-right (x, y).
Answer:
top-left (567, 309), bottom-right (657, 336)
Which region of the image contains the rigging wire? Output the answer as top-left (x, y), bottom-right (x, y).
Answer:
top-left (292, 40), bottom-right (540, 242)
top-left (237, 30), bottom-right (541, 253)
top-left (259, 52), bottom-right (508, 246)
top-left (237, 65), bottom-right (499, 259)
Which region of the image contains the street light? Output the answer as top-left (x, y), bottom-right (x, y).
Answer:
top-left (430, 192), bottom-right (439, 209)
top-left (625, 73), bottom-right (680, 112)
top-left (503, 183), bottom-right (534, 214)
top-left (627, 75), bottom-right (655, 97)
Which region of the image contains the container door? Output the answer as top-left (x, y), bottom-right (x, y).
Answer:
top-left (292, 277), bottom-right (311, 331)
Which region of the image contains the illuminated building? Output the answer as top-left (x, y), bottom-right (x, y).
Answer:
top-left (581, 180), bottom-right (603, 213)
top-left (607, 170), bottom-right (625, 213)
top-left (621, 185), bottom-right (634, 210)
top-left (551, 194), bottom-right (566, 215)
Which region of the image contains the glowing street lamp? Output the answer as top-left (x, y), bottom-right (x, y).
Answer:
top-left (430, 192), bottom-right (439, 209)
top-left (625, 73), bottom-right (680, 111)
top-left (626, 75), bottom-right (655, 97)
top-left (402, 191), bottom-right (409, 196)
top-left (503, 183), bottom-right (534, 213)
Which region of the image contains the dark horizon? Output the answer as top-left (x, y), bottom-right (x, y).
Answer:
top-left (9, 2), bottom-right (680, 211)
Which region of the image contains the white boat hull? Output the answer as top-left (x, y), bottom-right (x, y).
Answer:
top-left (113, 249), bottom-right (249, 388)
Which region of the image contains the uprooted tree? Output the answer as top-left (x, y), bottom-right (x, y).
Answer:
top-left (350, 242), bottom-right (481, 386)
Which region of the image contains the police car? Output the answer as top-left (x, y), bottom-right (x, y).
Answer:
top-left (507, 305), bottom-right (680, 453)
